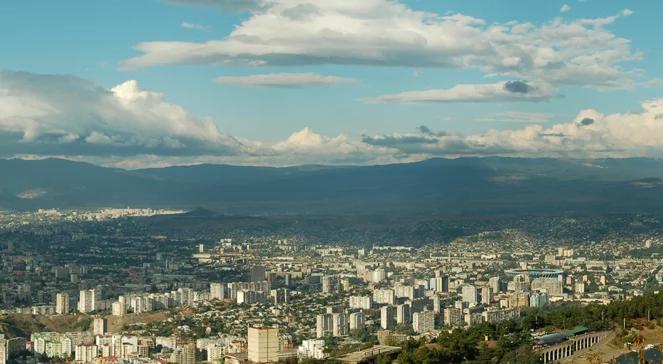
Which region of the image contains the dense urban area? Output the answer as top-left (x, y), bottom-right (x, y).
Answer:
top-left (1, 208), bottom-right (663, 364)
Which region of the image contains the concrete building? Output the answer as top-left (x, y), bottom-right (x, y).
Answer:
top-left (349, 311), bottom-right (365, 331)
top-left (77, 289), bottom-right (96, 314)
top-left (380, 305), bottom-right (395, 330)
top-left (298, 339), bottom-right (326, 360)
top-left (412, 310), bottom-right (435, 333)
top-left (461, 285), bottom-right (478, 305)
top-left (247, 326), bottom-right (279, 363)
top-left (332, 313), bottom-right (349, 337)
top-left (56, 293), bottom-right (69, 315)
top-left (210, 283), bottom-right (225, 300)
top-left (93, 317), bottom-right (108, 336)
top-left (396, 304), bottom-right (411, 325)
top-left (316, 314), bottom-right (333, 338)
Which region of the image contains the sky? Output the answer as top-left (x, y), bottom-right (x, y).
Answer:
top-left (1, 0), bottom-right (663, 168)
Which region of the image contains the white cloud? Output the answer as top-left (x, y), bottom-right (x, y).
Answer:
top-left (181, 22), bottom-right (210, 30)
top-left (0, 71), bottom-right (243, 157)
top-left (0, 71), bottom-right (393, 166)
top-left (560, 4), bottom-right (571, 13)
top-left (362, 98), bottom-right (663, 158)
top-left (365, 81), bottom-right (555, 103)
top-left (214, 73), bottom-right (355, 87)
top-left (124, 1), bottom-right (638, 89)
top-left (641, 79), bottom-right (663, 87)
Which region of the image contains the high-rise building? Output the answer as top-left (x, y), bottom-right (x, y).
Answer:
top-left (348, 296), bottom-right (372, 310)
top-left (56, 293), bottom-right (69, 315)
top-left (396, 304), bottom-right (411, 325)
top-left (461, 285), bottom-right (478, 305)
top-left (0, 335), bottom-right (6, 364)
top-left (443, 307), bottom-right (463, 327)
top-left (349, 311), bottom-right (365, 331)
top-left (298, 339), bottom-right (326, 360)
top-left (433, 275), bottom-right (449, 293)
top-left (111, 301), bottom-right (125, 316)
top-left (372, 289), bottom-right (395, 305)
top-left (270, 288), bottom-right (289, 305)
top-left (480, 286), bottom-right (493, 305)
top-left (75, 345), bottom-right (98, 363)
top-left (412, 310), bottom-right (435, 333)
top-left (316, 314), bottom-right (333, 338)
top-left (247, 326), bottom-right (279, 363)
top-left (433, 295), bottom-right (441, 314)
top-left (380, 305), bottom-right (395, 330)
top-left (321, 276), bottom-right (338, 294)
top-left (488, 277), bottom-right (501, 293)
top-left (332, 313), bottom-right (348, 337)
top-left (210, 283), bottom-right (225, 300)
top-left (78, 289), bottom-right (96, 314)
top-left (93, 317), bottom-right (108, 336)
top-left (529, 292), bottom-right (549, 307)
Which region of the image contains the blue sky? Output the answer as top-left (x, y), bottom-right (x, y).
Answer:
top-left (1, 0), bottom-right (663, 167)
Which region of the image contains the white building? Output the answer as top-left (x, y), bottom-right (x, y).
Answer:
top-left (349, 296), bottom-right (372, 310)
top-left (75, 345), bottom-right (98, 363)
top-left (412, 310), bottom-right (435, 333)
top-left (210, 283), bottom-right (225, 300)
top-left (93, 317), bottom-right (108, 336)
top-left (298, 339), bottom-right (326, 360)
top-left (349, 311), bottom-right (365, 331)
top-left (461, 285), bottom-right (478, 305)
top-left (247, 326), bottom-right (279, 363)
top-left (380, 306), bottom-right (394, 330)
top-left (56, 293), bottom-right (69, 315)
top-left (78, 289), bottom-right (96, 314)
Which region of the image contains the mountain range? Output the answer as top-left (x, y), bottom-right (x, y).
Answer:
top-left (2, 157), bottom-right (663, 216)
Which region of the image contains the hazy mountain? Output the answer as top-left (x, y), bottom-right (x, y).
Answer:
top-left (2, 157), bottom-right (663, 216)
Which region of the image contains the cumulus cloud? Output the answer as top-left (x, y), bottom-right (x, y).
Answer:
top-left (362, 98), bottom-right (663, 158)
top-left (269, 127), bottom-right (394, 164)
top-left (0, 71), bottom-right (394, 166)
top-left (560, 4), bottom-right (571, 13)
top-left (366, 81), bottom-right (555, 103)
top-left (214, 73), bottom-right (355, 87)
top-left (0, 71), bottom-right (244, 157)
top-left (124, 1), bottom-right (638, 89)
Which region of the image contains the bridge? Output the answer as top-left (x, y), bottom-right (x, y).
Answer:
top-left (538, 331), bottom-right (611, 363)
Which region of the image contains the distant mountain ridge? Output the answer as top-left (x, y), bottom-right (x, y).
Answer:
top-left (2, 157), bottom-right (663, 216)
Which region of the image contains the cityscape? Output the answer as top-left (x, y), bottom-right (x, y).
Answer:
top-left (2, 208), bottom-right (663, 363)
top-left (3, 0), bottom-right (663, 363)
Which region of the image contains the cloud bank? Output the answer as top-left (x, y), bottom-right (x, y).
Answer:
top-left (126, 1), bottom-right (638, 90)
top-left (4, 71), bottom-right (663, 168)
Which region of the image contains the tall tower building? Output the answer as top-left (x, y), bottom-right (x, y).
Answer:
top-left (56, 293), bottom-right (69, 315)
top-left (247, 326), bottom-right (279, 363)
top-left (380, 305), bottom-right (395, 330)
